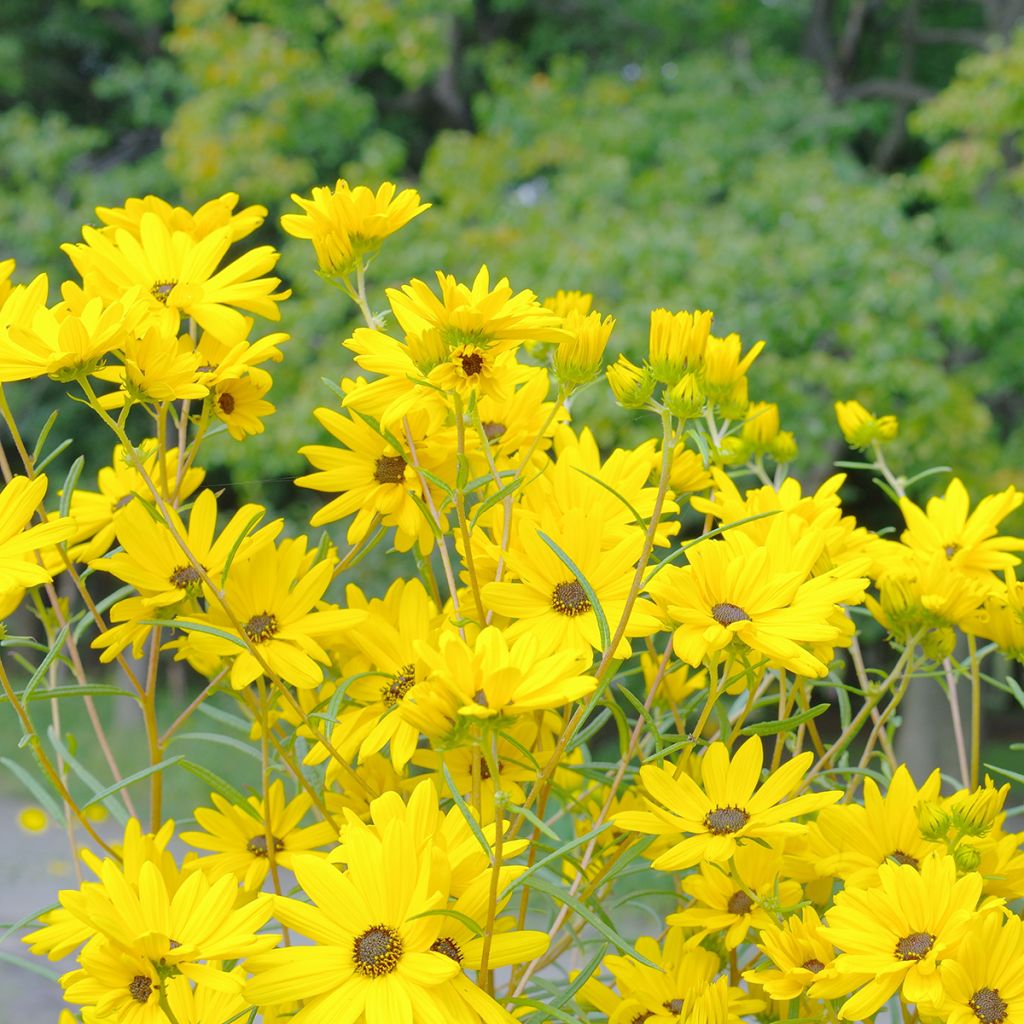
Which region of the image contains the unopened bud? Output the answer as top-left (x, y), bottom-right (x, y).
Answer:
top-left (606, 355), bottom-right (655, 409)
top-left (916, 800), bottom-right (951, 841)
top-left (952, 843), bottom-right (982, 873)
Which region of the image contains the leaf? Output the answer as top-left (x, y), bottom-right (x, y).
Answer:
top-left (46, 727), bottom-right (129, 825)
top-left (1, 684), bottom-right (136, 703)
top-left (194, 702), bottom-right (252, 732)
top-left (0, 757), bottom-right (66, 825)
top-left (169, 732), bottom-right (263, 762)
top-left (407, 907), bottom-right (485, 936)
top-left (0, 949), bottom-right (60, 981)
top-left (37, 438), bottom-right (73, 474)
top-left (441, 763), bottom-right (491, 857)
top-left (505, 800), bottom-right (560, 841)
top-left (31, 410), bottom-right (60, 465)
top-left (20, 624), bottom-right (70, 703)
top-left (0, 902), bottom-right (58, 945)
top-left (469, 475), bottom-right (523, 530)
top-left (739, 703), bottom-right (830, 736)
top-left (571, 466), bottom-right (645, 527)
top-left (145, 618), bottom-right (247, 648)
top-left (79, 755), bottom-right (185, 812)
top-left (500, 821), bottom-right (613, 900)
top-left (179, 759), bottom-right (260, 818)
top-left (547, 941), bottom-right (608, 1009)
top-left (538, 530), bottom-right (609, 651)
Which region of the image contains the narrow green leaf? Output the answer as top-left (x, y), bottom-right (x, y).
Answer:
top-left (21, 625), bottom-right (70, 704)
top-left (407, 907), bottom-right (485, 937)
top-left (58, 455), bottom-right (86, 518)
top-left (571, 466), bottom-right (645, 527)
top-left (220, 509), bottom-right (268, 584)
top-left (0, 949), bottom-right (60, 981)
top-left (500, 821), bottom-right (613, 900)
top-left (46, 727), bottom-right (129, 825)
top-left (31, 410), bottom-right (60, 465)
top-left (147, 618), bottom-right (247, 648)
top-left (548, 941), bottom-right (608, 1009)
top-left (80, 755), bottom-right (185, 811)
top-left (170, 732), bottom-right (263, 762)
top-left (469, 476), bottom-right (523, 530)
top-left (2, 684), bottom-right (136, 703)
top-left (441, 763), bottom-right (491, 857)
top-left (320, 376), bottom-right (345, 402)
top-left (407, 492), bottom-right (446, 540)
top-left (538, 531), bottom-right (609, 651)
top-left (195, 702), bottom-right (252, 732)
top-left (37, 438), bottom-right (74, 474)
top-left (0, 902), bottom-right (58, 945)
top-left (739, 703), bottom-right (830, 736)
top-left (0, 757), bottom-right (66, 825)
top-left (506, 801), bottom-right (560, 841)
top-left (179, 759), bottom-right (260, 818)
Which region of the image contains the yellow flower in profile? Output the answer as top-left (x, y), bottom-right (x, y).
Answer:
top-left (647, 513), bottom-right (868, 678)
top-left (940, 911), bottom-right (1024, 1024)
top-left (542, 288), bottom-right (592, 317)
top-left (96, 192), bottom-right (268, 243)
top-left (700, 331), bottom-right (764, 402)
top-left (606, 353), bottom-right (654, 408)
top-left (245, 825), bottom-right (461, 1024)
top-left (648, 307), bottom-right (712, 383)
top-left (0, 474), bottom-right (76, 608)
top-left (898, 477), bottom-right (1024, 584)
top-left (968, 566), bottom-right (1024, 661)
top-left (613, 735), bottom-right (840, 871)
top-left (178, 539), bottom-right (366, 689)
top-left (834, 398), bottom-right (899, 449)
top-left (0, 258), bottom-right (14, 305)
top-left (554, 309), bottom-right (614, 387)
top-left (181, 780), bottom-right (336, 891)
top-left (281, 180), bottom-right (430, 277)
top-left (62, 212), bottom-right (290, 340)
top-left (823, 856), bottom-right (990, 1020)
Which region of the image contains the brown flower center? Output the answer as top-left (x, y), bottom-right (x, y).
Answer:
top-left (663, 998), bottom-right (684, 1015)
top-left (711, 601), bottom-right (750, 626)
top-left (353, 924), bottom-right (403, 976)
top-left (381, 664), bottom-right (415, 707)
top-left (944, 543), bottom-right (960, 559)
top-left (894, 931), bottom-right (936, 961)
top-left (243, 611), bottom-right (278, 644)
top-left (726, 890), bottom-right (754, 915)
top-left (151, 280), bottom-right (177, 304)
top-left (459, 351), bottom-right (484, 376)
top-left (246, 834), bottom-right (284, 857)
top-left (169, 564), bottom-right (203, 589)
top-left (482, 421), bottom-right (506, 440)
top-left (374, 454), bottom-right (406, 485)
top-left (551, 578), bottom-right (592, 617)
top-left (218, 392), bottom-right (236, 415)
top-left (703, 805), bottom-right (750, 835)
top-left (630, 1015), bottom-right (653, 1024)
top-left (430, 936), bottom-right (464, 962)
top-left (128, 975), bottom-right (152, 1003)
top-left (969, 987), bottom-right (1008, 1024)
top-left (802, 958), bottom-right (825, 973)
top-left (888, 849), bottom-right (919, 868)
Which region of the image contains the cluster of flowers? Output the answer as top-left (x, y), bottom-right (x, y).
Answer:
top-left (0, 180), bottom-right (1022, 1024)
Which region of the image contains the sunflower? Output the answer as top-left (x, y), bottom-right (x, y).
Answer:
top-left (612, 735), bottom-right (840, 871)
top-left (823, 855), bottom-right (990, 1020)
top-left (244, 825), bottom-right (461, 1024)
top-left (898, 477), bottom-right (1024, 586)
top-left (181, 780), bottom-right (337, 890)
top-left (941, 911), bottom-right (1024, 1024)
top-left (281, 179), bottom-right (430, 277)
top-left (296, 403), bottom-right (436, 554)
top-left (482, 510), bottom-right (661, 659)
top-left (177, 538), bottom-right (366, 690)
top-left (61, 943), bottom-right (165, 1024)
top-left (646, 511), bottom-right (868, 678)
top-left (62, 212), bottom-right (290, 340)
top-left (211, 370), bottom-right (276, 440)
top-left (668, 840), bottom-right (803, 949)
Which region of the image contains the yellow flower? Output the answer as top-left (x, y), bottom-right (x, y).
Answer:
top-left (613, 735), bottom-right (840, 871)
top-left (93, 324), bottom-right (208, 406)
top-left (647, 512), bottom-right (868, 678)
top-left (823, 855), bottom-right (991, 1020)
top-left (61, 944), bottom-right (166, 1024)
top-left (0, 474), bottom-right (76, 609)
top-left (181, 780), bottom-right (336, 891)
top-left (177, 538), bottom-right (366, 690)
top-left (96, 192), bottom-right (268, 243)
top-left (834, 398), bottom-right (899, 449)
top-left (62, 212), bottom-right (290, 340)
top-left (648, 307), bottom-right (712, 383)
top-left (668, 841), bottom-right (803, 949)
top-left (296, 403), bottom-right (435, 554)
top-left (940, 911), bottom-right (1024, 1024)
top-left (967, 566), bottom-right (1024, 661)
top-left (898, 477), bottom-right (1024, 584)
top-left (0, 258), bottom-right (14, 305)
top-left (212, 370), bottom-right (276, 440)
top-left (542, 289), bottom-right (592, 317)
top-left (482, 510), bottom-right (661, 658)
top-left (554, 309), bottom-right (614, 387)
top-left (244, 825), bottom-right (461, 1024)
top-left (281, 180), bottom-right (430, 277)
top-left (606, 353), bottom-right (654, 408)
top-left (700, 331), bottom-right (764, 402)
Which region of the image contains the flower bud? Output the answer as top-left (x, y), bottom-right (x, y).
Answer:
top-left (834, 399), bottom-right (899, 450)
top-left (606, 355), bottom-right (655, 409)
top-left (916, 800), bottom-right (951, 841)
top-left (949, 778), bottom-right (1008, 837)
top-left (554, 310), bottom-right (614, 388)
top-left (648, 308), bottom-right (712, 384)
top-left (663, 373), bottom-right (704, 419)
top-left (920, 625), bottom-right (956, 661)
top-left (952, 843), bottom-right (982, 873)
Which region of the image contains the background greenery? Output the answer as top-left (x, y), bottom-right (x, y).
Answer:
top-left (2, 0), bottom-right (1022, 517)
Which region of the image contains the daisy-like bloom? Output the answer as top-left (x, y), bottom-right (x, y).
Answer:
top-left (410, 625), bottom-right (596, 724)
top-left (554, 308), bottom-right (615, 388)
top-left (59, 858), bottom-right (276, 991)
top-left (177, 538), bottom-right (366, 690)
top-left (482, 509), bottom-right (661, 659)
top-left (59, 440), bottom-right (205, 563)
top-left (542, 289), bottom-right (592, 318)
top-left (61, 944), bottom-right (165, 1024)
top-left (834, 398), bottom-right (899, 449)
top-left (823, 855), bottom-right (993, 1020)
top-left (744, 906), bottom-right (858, 1004)
top-left (898, 477), bottom-right (1024, 586)
top-left (211, 370), bottom-right (275, 440)
top-left (967, 567), bottom-right (1024, 661)
top-left (700, 331), bottom-right (764, 404)
top-left (62, 211), bottom-right (291, 340)
top-left (0, 291), bottom-right (139, 383)
top-left (941, 910), bottom-right (1024, 1024)
top-left (296, 402), bottom-right (435, 555)
top-left (647, 512), bottom-right (869, 678)
top-left (245, 824), bottom-right (461, 1024)
top-left (90, 489), bottom-right (280, 609)
top-left (802, 765), bottom-right (946, 889)
top-left (96, 192), bottom-right (268, 243)
top-left (181, 780), bottom-right (336, 891)
top-left (94, 324), bottom-right (208, 406)
top-left (648, 307), bottom-right (713, 384)
top-left (612, 735), bottom-right (840, 871)
top-left (281, 180), bottom-right (430, 277)
top-left (668, 841), bottom-right (803, 949)
top-left (0, 474), bottom-right (76, 610)
top-left (164, 970), bottom-right (252, 1024)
